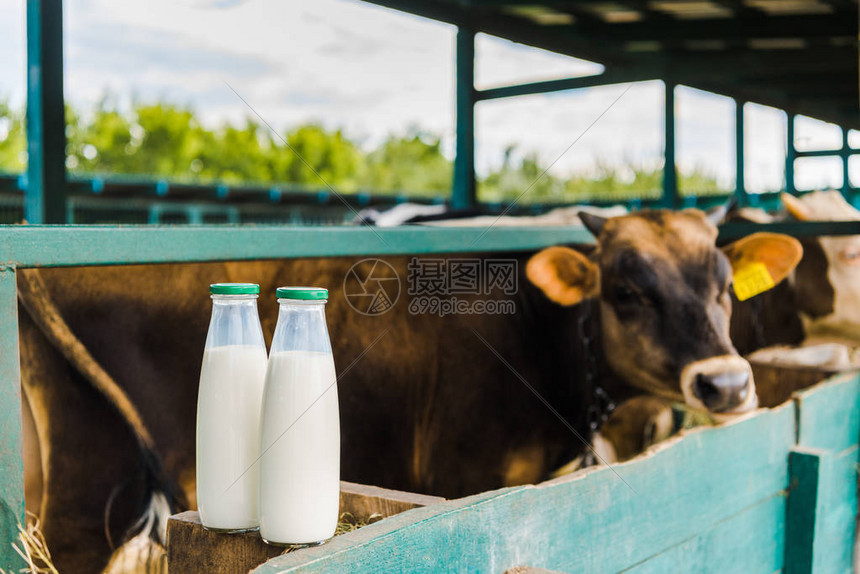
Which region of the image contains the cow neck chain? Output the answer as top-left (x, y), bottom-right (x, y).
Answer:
top-left (577, 300), bottom-right (616, 436)
top-left (751, 295), bottom-right (766, 349)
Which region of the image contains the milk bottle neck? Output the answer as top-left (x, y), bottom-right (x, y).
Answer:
top-left (206, 294), bottom-right (266, 350)
top-left (271, 299), bottom-right (331, 354)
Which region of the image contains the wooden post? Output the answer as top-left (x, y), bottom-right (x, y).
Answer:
top-left (26, 0), bottom-right (67, 224)
top-left (452, 26), bottom-right (476, 210)
top-left (784, 447), bottom-right (824, 574)
top-left (167, 481), bottom-right (443, 574)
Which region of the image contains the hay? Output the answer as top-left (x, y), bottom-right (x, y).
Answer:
top-left (1, 511), bottom-right (383, 571)
top-left (280, 512), bottom-right (383, 555)
top-left (0, 512), bottom-right (166, 574)
top-left (0, 513), bottom-right (58, 574)
top-left (334, 512), bottom-right (382, 535)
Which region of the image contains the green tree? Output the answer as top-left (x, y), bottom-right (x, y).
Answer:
top-left (282, 124), bottom-right (363, 192)
top-left (0, 98), bottom-right (731, 203)
top-left (0, 99), bottom-right (26, 173)
top-left (362, 130), bottom-right (452, 196)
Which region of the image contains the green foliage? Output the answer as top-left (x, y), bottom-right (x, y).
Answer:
top-left (363, 130), bottom-right (452, 196)
top-left (0, 99), bottom-right (26, 173)
top-left (0, 99), bottom-right (729, 202)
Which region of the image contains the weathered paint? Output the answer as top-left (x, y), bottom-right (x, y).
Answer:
top-left (0, 269), bottom-right (24, 571)
top-left (253, 404), bottom-right (798, 573)
top-left (785, 447), bottom-right (823, 573)
top-left (789, 373), bottom-right (860, 573)
top-left (249, 374), bottom-right (860, 573)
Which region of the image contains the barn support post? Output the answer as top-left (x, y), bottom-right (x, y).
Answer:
top-left (841, 127), bottom-right (851, 195)
top-left (662, 80), bottom-right (678, 208)
top-left (452, 26), bottom-right (476, 210)
top-left (735, 100), bottom-right (747, 206)
top-left (26, 0), bottom-right (67, 224)
top-left (785, 114), bottom-right (796, 195)
top-left (0, 268), bottom-right (25, 571)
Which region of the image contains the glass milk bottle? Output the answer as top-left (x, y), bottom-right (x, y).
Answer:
top-left (259, 287), bottom-right (340, 546)
top-left (196, 283), bottom-right (268, 532)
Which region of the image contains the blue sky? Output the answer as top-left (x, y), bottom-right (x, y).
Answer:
top-left (0, 0), bottom-right (851, 192)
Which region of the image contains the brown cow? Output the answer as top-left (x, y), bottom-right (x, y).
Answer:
top-left (17, 207), bottom-right (800, 572)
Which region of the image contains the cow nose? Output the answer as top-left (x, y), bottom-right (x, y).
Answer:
top-left (692, 371), bottom-right (750, 412)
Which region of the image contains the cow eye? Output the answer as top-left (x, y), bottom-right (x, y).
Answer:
top-left (613, 284), bottom-right (637, 305)
top-left (717, 280), bottom-right (729, 301)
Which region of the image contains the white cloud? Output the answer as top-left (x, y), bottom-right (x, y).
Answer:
top-left (476, 81), bottom-right (663, 177)
top-left (676, 86), bottom-right (735, 189)
top-left (745, 103), bottom-right (787, 193)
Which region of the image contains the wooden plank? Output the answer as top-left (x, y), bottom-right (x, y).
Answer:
top-left (749, 362), bottom-right (839, 409)
top-left (785, 371), bottom-right (860, 574)
top-left (807, 446), bottom-right (857, 573)
top-left (623, 494), bottom-right (786, 573)
top-left (253, 404), bottom-right (796, 573)
top-left (795, 372), bottom-right (860, 452)
top-left (784, 445), bottom-right (858, 573)
top-left (0, 226), bottom-right (594, 268)
top-left (167, 512), bottom-right (282, 574)
top-left (167, 481), bottom-right (444, 574)
top-left (785, 447), bottom-right (823, 573)
top-left (0, 269), bottom-right (24, 572)
top-left (339, 481), bottom-right (444, 519)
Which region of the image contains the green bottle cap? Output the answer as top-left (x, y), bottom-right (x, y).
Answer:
top-left (209, 283), bottom-right (260, 295)
top-left (276, 287), bottom-right (328, 300)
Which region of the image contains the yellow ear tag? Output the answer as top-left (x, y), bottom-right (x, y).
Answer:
top-left (732, 262), bottom-right (775, 301)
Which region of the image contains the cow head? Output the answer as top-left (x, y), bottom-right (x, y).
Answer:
top-left (527, 208), bottom-right (802, 417)
top-left (783, 191), bottom-right (860, 344)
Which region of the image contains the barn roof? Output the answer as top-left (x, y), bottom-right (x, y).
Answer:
top-left (366, 0), bottom-right (859, 129)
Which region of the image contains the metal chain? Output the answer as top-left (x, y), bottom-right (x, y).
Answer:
top-left (577, 300), bottom-right (616, 439)
top-left (751, 294), bottom-right (766, 350)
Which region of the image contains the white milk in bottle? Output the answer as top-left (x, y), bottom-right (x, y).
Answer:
top-left (196, 283), bottom-right (268, 532)
top-left (259, 287), bottom-right (340, 546)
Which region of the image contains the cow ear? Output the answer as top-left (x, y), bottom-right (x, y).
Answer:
top-left (722, 232), bottom-right (803, 287)
top-left (527, 246), bottom-right (599, 306)
top-left (578, 212), bottom-right (607, 238)
top-left (782, 193), bottom-right (813, 221)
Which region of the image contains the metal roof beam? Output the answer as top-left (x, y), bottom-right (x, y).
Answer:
top-left (608, 13), bottom-right (855, 42)
top-left (475, 68), bottom-right (658, 100)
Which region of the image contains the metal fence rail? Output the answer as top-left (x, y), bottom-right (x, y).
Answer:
top-left (8, 171), bottom-right (858, 227)
top-left (0, 223), bottom-right (595, 569)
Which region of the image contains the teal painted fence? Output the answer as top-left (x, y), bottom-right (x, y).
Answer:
top-left (253, 373), bottom-right (860, 573)
top-left (0, 224), bottom-right (592, 570)
top-left (1, 225), bottom-right (859, 572)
